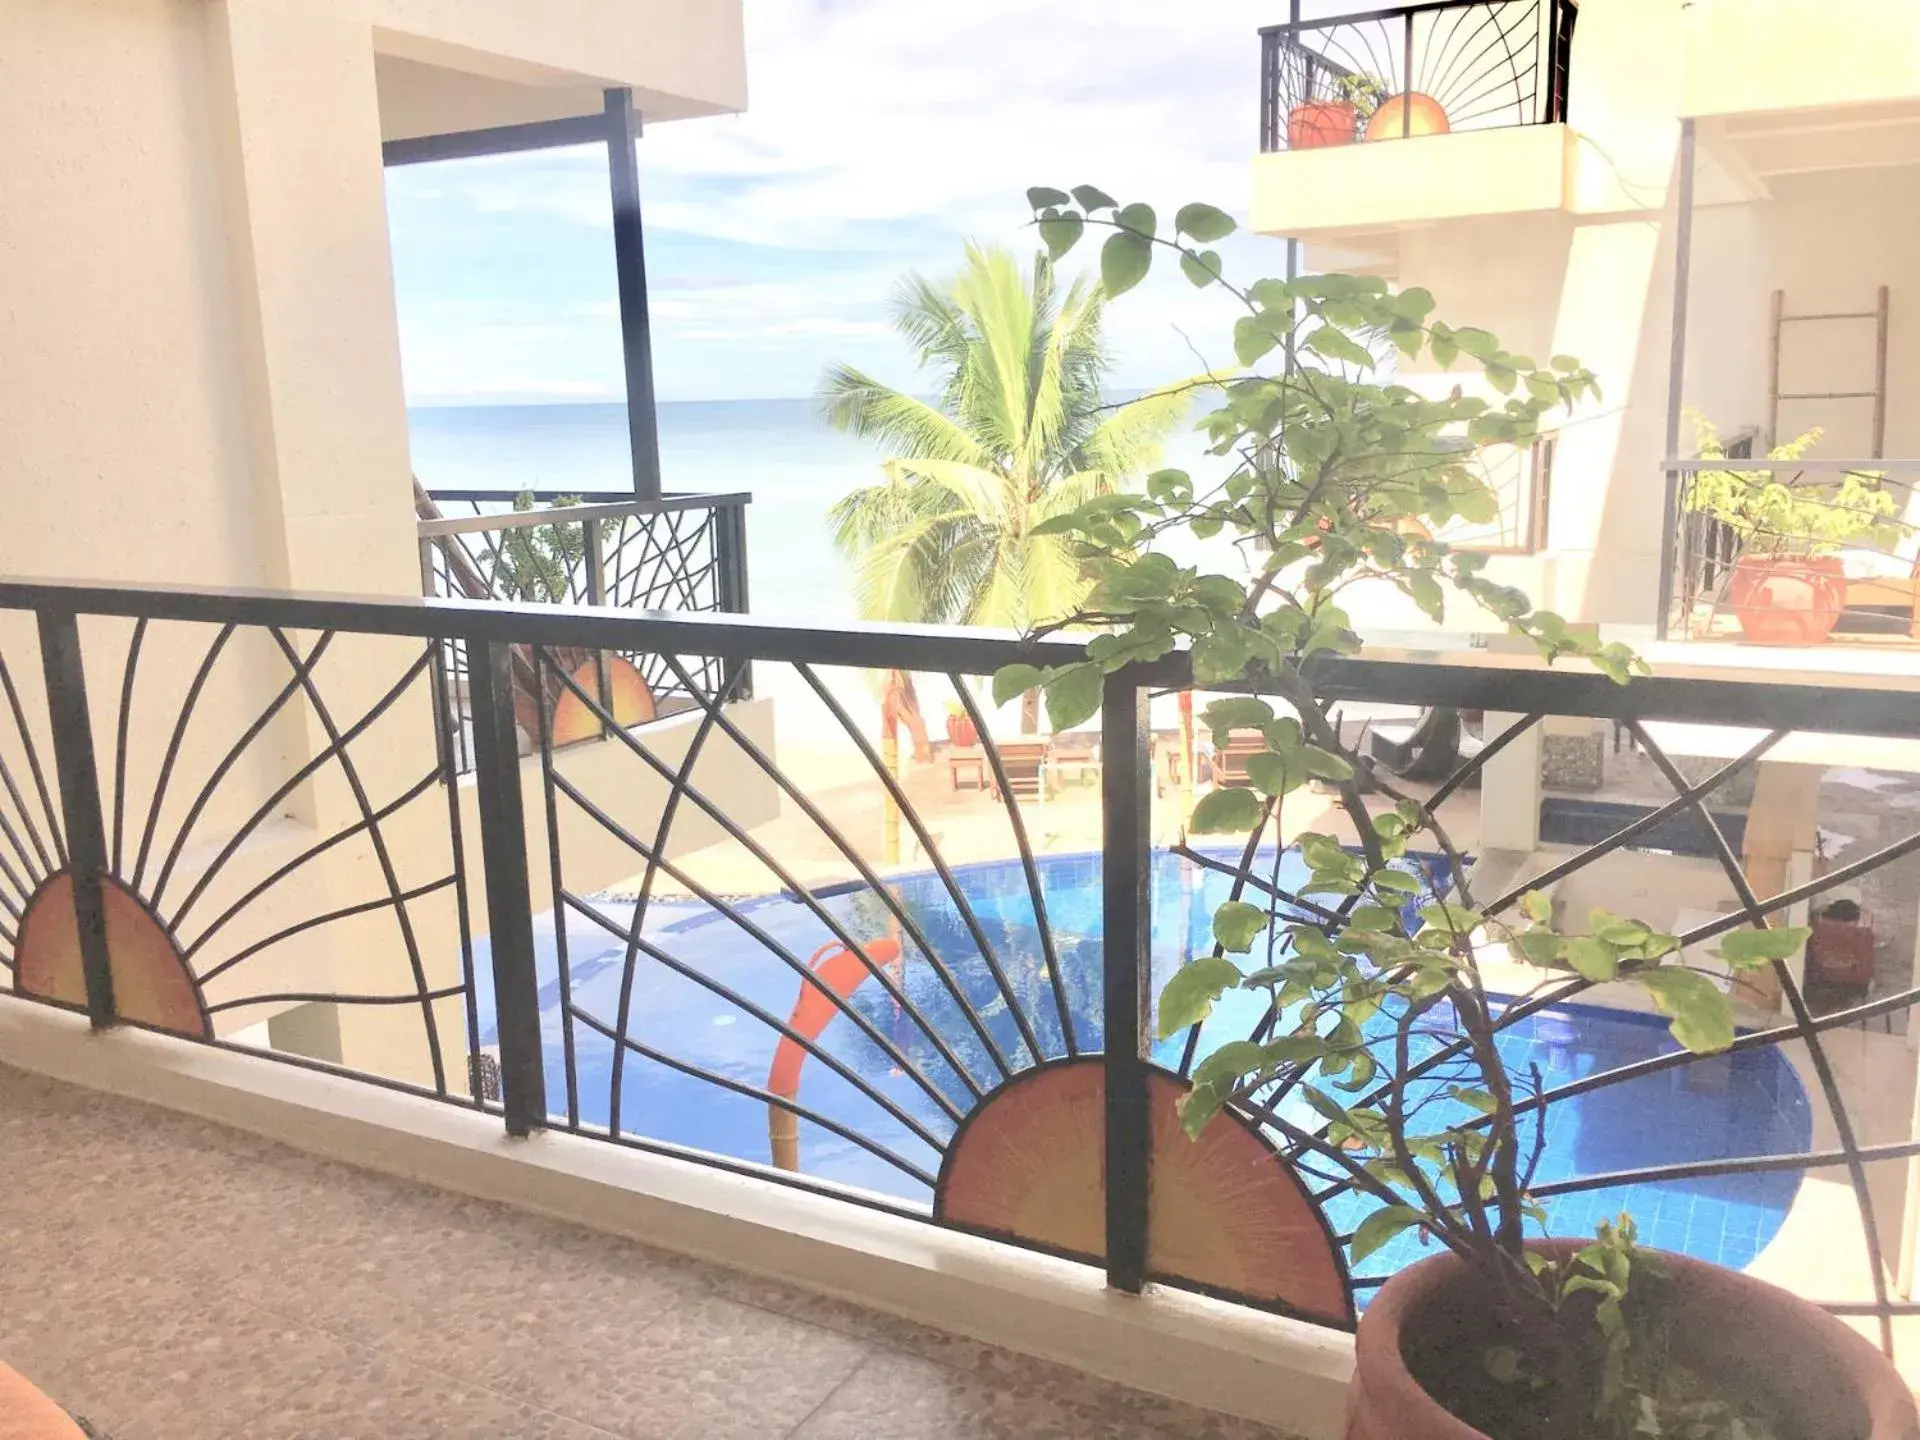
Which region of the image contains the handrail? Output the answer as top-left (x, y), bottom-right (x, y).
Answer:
top-left (415, 494), bottom-right (752, 539)
top-left (11, 576), bottom-right (1920, 732)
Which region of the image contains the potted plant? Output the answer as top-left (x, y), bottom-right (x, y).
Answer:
top-left (1687, 417), bottom-right (1901, 645)
top-left (1004, 186), bottom-right (1920, 1438)
top-left (1289, 72), bottom-right (1385, 150)
top-left (945, 699), bottom-right (980, 749)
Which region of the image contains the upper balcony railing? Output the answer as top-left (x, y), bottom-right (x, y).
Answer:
top-left (1259, 0), bottom-right (1577, 153)
top-left (1659, 451), bottom-right (1920, 646)
top-left (416, 487), bottom-right (751, 771)
top-left (5, 575), bottom-right (1920, 1355)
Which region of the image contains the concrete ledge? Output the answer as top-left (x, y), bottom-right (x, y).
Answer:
top-left (0, 997), bottom-right (1353, 1439)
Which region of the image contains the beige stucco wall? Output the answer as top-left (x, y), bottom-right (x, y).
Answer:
top-left (1682, 0), bottom-right (1920, 121)
top-left (0, 0), bottom-right (763, 1088)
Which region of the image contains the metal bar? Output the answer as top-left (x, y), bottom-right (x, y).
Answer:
top-left (533, 652), bottom-right (580, 1128)
top-left (421, 489), bottom-right (750, 511)
top-left (1101, 670), bottom-right (1151, 1295)
top-left (1780, 311), bottom-right (1881, 322)
top-left (715, 501), bottom-right (753, 697)
top-left (1767, 287), bottom-right (1784, 449)
top-left (1655, 116), bottom-right (1697, 641)
top-left (583, 517), bottom-right (612, 741)
top-left (605, 89), bottom-right (663, 502)
top-left (381, 113), bottom-right (609, 167)
top-left (1776, 391), bottom-right (1880, 401)
top-left (467, 639), bottom-right (548, 1137)
top-left (36, 610), bottom-right (114, 1027)
top-left (1662, 457), bottom-right (1920, 473)
top-left (416, 496), bottom-right (755, 539)
top-left (1402, 9), bottom-right (1415, 138)
top-left (1874, 284), bottom-right (1890, 459)
top-left (1258, 0), bottom-right (1503, 40)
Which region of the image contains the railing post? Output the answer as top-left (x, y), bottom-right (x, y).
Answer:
top-left (467, 637), bottom-right (548, 1136)
top-left (1101, 668), bottom-right (1151, 1294)
top-left (716, 501), bottom-right (753, 699)
top-left (36, 610), bottom-right (115, 1028)
top-left (583, 516), bottom-right (613, 739)
top-left (1402, 9), bottom-right (1415, 138)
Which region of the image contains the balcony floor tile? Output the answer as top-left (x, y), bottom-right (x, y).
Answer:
top-left (0, 1063), bottom-right (1307, 1440)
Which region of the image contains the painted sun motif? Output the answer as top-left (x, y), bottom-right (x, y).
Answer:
top-left (15, 872), bottom-right (207, 1038)
top-left (934, 1058), bottom-right (1354, 1327)
top-left (551, 656), bottom-right (657, 746)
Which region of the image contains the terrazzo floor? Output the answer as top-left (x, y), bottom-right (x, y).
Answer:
top-left (0, 1064), bottom-right (1302, 1440)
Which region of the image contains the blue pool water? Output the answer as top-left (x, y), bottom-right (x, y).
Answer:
top-left (478, 847), bottom-right (1811, 1288)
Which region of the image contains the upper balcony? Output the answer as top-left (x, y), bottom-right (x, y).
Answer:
top-left (1252, 0), bottom-right (1580, 252)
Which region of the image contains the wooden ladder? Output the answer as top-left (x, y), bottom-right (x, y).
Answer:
top-left (1767, 285), bottom-right (1890, 456)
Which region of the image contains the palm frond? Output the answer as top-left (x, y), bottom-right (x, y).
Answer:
top-left (818, 365), bottom-right (987, 467)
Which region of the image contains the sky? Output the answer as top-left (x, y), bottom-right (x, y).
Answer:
top-left (383, 0), bottom-right (1296, 407)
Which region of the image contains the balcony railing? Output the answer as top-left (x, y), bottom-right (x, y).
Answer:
top-left (3, 576), bottom-right (1920, 1355)
top-left (1259, 0), bottom-right (1578, 152)
top-left (416, 488), bottom-right (751, 772)
top-left (1659, 452), bottom-right (1920, 643)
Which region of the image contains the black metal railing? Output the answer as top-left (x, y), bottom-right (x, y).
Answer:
top-left (1259, 0), bottom-right (1577, 152)
top-left (417, 490), bottom-right (751, 772)
top-left (4, 576), bottom-right (1920, 1353)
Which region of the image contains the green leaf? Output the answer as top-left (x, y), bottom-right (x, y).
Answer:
top-left (1178, 1080), bottom-right (1226, 1138)
top-left (1446, 1085), bottom-right (1501, 1115)
top-left (1044, 664), bottom-right (1103, 730)
top-left (1372, 869), bottom-right (1422, 896)
top-left (1302, 326), bottom-right (1374, 370)
top-left (1512, 931), bottom-right (1563, 965)
top-left (1114, 202), bottom-right (1157, 238)
top-left (1233, 315), bottom-right (1280, 366)
top-left (1180, 249), bottom-right (1223, 288)
top-left (1243, 751), bottom-right (1301, 797)
top-left (1071, 184), bottom-right (1117, 212)
top-left (1201, 697), bottom-right (1274, 736)
top-left (1101, 230), bottom-right (1152, 297)
top-left (1300, 746), bottom-right (1354, 781)
top-left (1146, 468), bottom-right (1193, 505)
top-left (1190, 1039), bottom-right (1277, 1088)
top-left (992, 663), bottom-right (1044, 707)
top-left (1566, 937), bottom-right (1619, 982)
top-left (1190, 786), bottom-right (1263, 833)
top-left (1174, 202), bottom-right (1237, 242)
top-left (1716, 926), bottom-right (1811, 967)
top-left (1212, 899), bottom-right (1269, 953)
top-left (1026, 186), bottom-right (1071, 210)
top-left (1157, 956), bottom-right (1243, 1036)
top-left (1637, 967), bottom-right (1734, 1054)
top-left (1519, 890), bottom-right (1553, 924)
top-left (1037, 211), bottom-right (1084, 260)
top-left (1350, 1205), bottom-right (1425, 1264)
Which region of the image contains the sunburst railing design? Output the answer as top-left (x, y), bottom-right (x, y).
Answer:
top-left (5, 578), bottom-right (1920, 1356)
top-left (1259, 0), bottom-right (1578, 152)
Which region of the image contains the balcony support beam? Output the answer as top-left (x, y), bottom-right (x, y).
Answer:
top-left (1655, 116), bottom-right (1698, 641)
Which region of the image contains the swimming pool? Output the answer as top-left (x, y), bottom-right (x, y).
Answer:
top-left (480, 846), bottom-right (1811, 1289)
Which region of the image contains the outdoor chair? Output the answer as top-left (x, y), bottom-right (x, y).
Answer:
top-left (991, 739), bottom-right (1051, 801)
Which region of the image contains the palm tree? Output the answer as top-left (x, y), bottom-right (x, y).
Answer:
top-left (821, 243), bottom-right (1191, 729)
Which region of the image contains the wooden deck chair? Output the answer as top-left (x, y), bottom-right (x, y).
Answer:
top-left (992, 739), bottom-right (1052, 801)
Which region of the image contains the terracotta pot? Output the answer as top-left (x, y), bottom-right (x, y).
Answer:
top-left (1288, 100), bottom-right (1358, 149)
top-left (946, 712), bottom-right (979, 749)
top-left (1364, 92), bottom-right (1450, 141)
top-left (1347, 1242), bottom-right (1918, 1439)
top-left (1728, 554), bottom-right (1846, 645)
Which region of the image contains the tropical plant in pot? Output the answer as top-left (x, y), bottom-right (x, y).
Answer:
top-left (944, 698), bottom-right (980, 748)
top-left (1687, 416), bottom-right (1901, 645)
top-left (1288, 71), bottom-right (1386, 149)
top-left (999, 185), bottom-right (1919, 1440)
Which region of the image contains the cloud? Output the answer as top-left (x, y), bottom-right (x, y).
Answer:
top-left (387, 0), bottom-right (1290, 403)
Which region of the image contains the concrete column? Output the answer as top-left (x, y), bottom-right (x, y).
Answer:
top-left (1479, 712), bottom-right (1543, 854)
top-left (1738, 761), bottom-right (1822, 1013)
